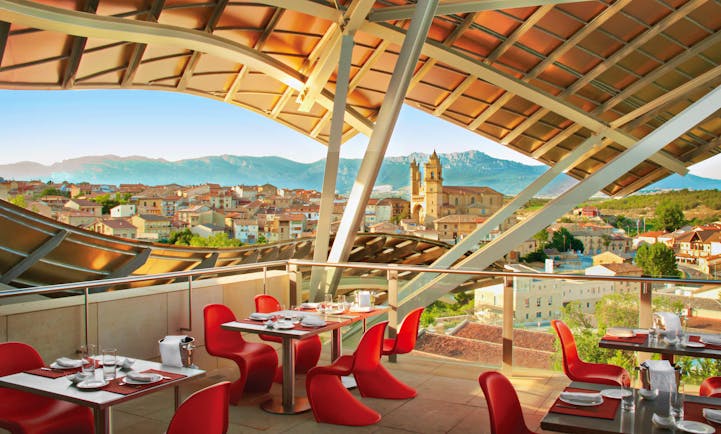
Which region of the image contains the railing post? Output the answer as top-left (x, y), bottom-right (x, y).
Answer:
top-left (387, 265), bottom-right (399, 363)
top-left (288, 263), bottom-right (301, 307)
top-left (502, 276), bottom-right (514, 374)
top-left (180, 276), bottom-right (192, 332)
top-left (263, 266), bottom-right (268, 294)
top-left (638, 281), bottom-right (653, 363)
top-left (84, 287), bottom-right (89, 348)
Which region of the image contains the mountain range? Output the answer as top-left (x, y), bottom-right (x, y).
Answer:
top-left (1, 150), bottom-right (720, 197)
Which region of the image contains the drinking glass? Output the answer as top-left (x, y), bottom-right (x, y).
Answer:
top-left (101, 348), bottom-right (117, 380)
top-left (80, 344), bottom-right (96, 375)
top-left (621, 382), bottom-right (635, 412)
top-left (670, 382), bottom-right (684, 426)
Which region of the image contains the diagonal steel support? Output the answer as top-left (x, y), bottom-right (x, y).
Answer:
top-left (397, 84), bottom-right (721, 319)
top-left (1, 229), bottom-right (68, 284)
top-left (325, 0), bottom-right (439, 293)
top-left (309, 32), bottom-right (356, 302)
top-left (399, 133), bottom-right (606, 300)
top-left (0, 20), bottom-right (9, 67)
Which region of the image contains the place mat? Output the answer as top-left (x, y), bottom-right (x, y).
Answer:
top-left (601, 333), bottom-right (648, 345)
top-left (103, 369), bottom-right (186, 395)
top-left (238, 318), bottom-right (330, 332)
top-left (26, 367), bottom-right (81, 378)
top-left (549, 387), bottom-right (619, 420)
top-left (690, 335), bottom-right (721, 350)
top-left (684, 401), bottom-right (721, 433)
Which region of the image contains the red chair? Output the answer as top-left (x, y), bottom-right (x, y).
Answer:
top-left (478, 371), bottom-right (537, 434)
top-left (551, 320), bottom-right (630, 386)
top-left (254, 294), bottom-right (321, 378)
top-left (203, 304), bottom-right (278, 404)
top-left (306, 321), bottom-right (387, 426)
top-left (700, 377), bottom-right (721, 397)
top-left (382, 307), bottom-right (425, 356)
top-left (0, 342), bottom-right (94, 434)
top-left (167, 381), bottom-right (230, 434)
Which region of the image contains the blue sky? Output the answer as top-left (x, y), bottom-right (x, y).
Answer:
top-left (1, 89), bottom-right (719, 180)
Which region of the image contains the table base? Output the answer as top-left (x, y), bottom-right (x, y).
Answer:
top-left (261, 396), bottom-right (311, 414)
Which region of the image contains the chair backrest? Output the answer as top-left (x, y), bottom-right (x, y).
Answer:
top-left (478, 371), bottom-right (532, 434)
top-left (0, 341), bottom-right (44, 376)
top-left (551, 319), bottom-right (581, 375)
top-left (391, 307), bottom-right (425, 354)
top-left (167, 381), bottom-right (230, 434)
top-left (352, 321), bottom-right (388, 373)
top-left (254, 294), bottom-right (281, 313)
top-left (203, 304), bottom-right (245, 355)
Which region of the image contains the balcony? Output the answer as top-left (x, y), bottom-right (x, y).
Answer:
top-left (2, 260), bottom-right (719, 433)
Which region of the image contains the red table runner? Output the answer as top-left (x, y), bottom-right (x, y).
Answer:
top-left (601, 333), bottom-right (648, 345)
top-left (240, 318), bottom-right (332, 332)
top-left (690, 335), bottom-right (721, 350)
top-left (549, 387), bottom-right (620, 420)
top-left (103, 369), bottom-right (186, 395)
top-left (684, 401), bottom-right (721, 433)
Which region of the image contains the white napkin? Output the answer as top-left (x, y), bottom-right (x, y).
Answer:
top-left (702, 335), bottom-right (721, 345)
top-left (642, 359), bottom-right (675, 392)
top-left (55, 357), bottom-right (83, 368)
top-left (126, 371), bottom-right (156, 382)
top-left (560, 391), bottom-right (602, 403)
top-left (250, 312), bottom-right (272, 320)
top-left (300, 302), bottom-right (319, 309)
top-left (159, 335), bottom-right (185, 368)
top-left (301, 316), bottom-right (326, 327)
top-left (703, 408), bottom-right (721, 423)
top-left (607, 328), bottom-right (634, 338)
top-left (358, 291), bottom-right (371, 308)
top-left (655, 312), bottom-right (682, 335)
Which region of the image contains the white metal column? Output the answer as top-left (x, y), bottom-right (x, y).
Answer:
top-left (309, 33), bottom-right (355, 302)
top-left (399, 133), bottom-right (605, 301)
top-left (397, 84), bottom-right (721, 319)
top-left (325, 0), bottom-right (439, 291)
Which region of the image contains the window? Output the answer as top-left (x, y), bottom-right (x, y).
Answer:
top-left (536, 297), bottom-right (542, 307)
top-left (525, 313), bottom-right (529, 320)
top-left (536, 311), bottom-right (542, 318)
top-left (587, 302), bottom-right (590, 308)
top-left (548, 296), bottom-right (553, 306)
top-left (524, 298), bottom-right (530, 308)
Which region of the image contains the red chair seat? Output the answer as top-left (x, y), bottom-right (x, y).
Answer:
top-left (479, 371), bottom-right (537, 434)
top-left (551, 320), bottom-right (630, 387)
top-left (0, 342), bottom-right (94, 434)
top-left (306, 322), bottom-right (387, 426)
top-left (166, 381), bottom-right (230, 434)
top-left (204, 304), bottom-right (278, 404)
top-left (701, 377), bottom-right (721, 397)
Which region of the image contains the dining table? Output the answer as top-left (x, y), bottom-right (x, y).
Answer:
top-left (599, 329), bottom-right (721, 363)
top-left (541, 381), bottom-right (721, 434)
top-left (221, 306), bottom-right (387, 415)
top-left (0, 356), bottom-right (205, 434)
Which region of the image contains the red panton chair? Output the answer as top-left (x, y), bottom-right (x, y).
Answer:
top-left (203, 304), bottom-right (278, 404)
top-left (382, 307), bottom-right (425, 356)
top-left (700, 377), bottom-right (721, 397)
top-left (551, 320), bottom-right (630, 387)
top-left (0, 342), bottom-right (94, 434)
top-left (166, 381), bottom-right (230, 434)
top-left (478, 371), bottom-right (537, 434)
top-left (254, 294), bottom-right (321, 378)
top-left (306, 321), bottom-right (388, 426)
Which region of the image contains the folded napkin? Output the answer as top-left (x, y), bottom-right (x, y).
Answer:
top-left (560, 391), bottom-right (602, 404)
top-left (702, 335), bottom-right (721, 345)
top-left (301, 316), bottom-right (326, 327)
top-left (703, 408), bottom-right (721, 423)
top-left (55, 357), bottom-right (84, 368)
top-left (159, 335), bottom-right (186, 368)
top-left (126, 371), bottom-right (156, 382)
top-left (654, 312), bottom-right (682, 335)
top-left (606, 327), bottom-right (634, 338)
top-left (249, 312), bottom-right (273, 321)
top-left (300, 302), bottom-right (319, 309)
top-left (642, 359), bottom-right (676, 393)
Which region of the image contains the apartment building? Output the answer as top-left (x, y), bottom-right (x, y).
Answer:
top-left (131, 214), bottom-right (172, 240)
top-left (93, 218), bottom-right (137, 239)
top-left (110, 204), bottom-right (136, 218)
top-left (232, 218), bottom-right (259, 244)
top-left (64, 199), bottom-right (102, 217)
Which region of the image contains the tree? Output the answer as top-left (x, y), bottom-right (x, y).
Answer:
top-left (655, 200), bottom-right (685, 232)
top-left (635, 242), bottom-right (680, 278)
top-left (167, 229), bottom-right (194, 245)
top-left (9, 194), bottom-right (26, 208)
top-left (521, 248), bottom-right (548, 263)
top-left (257, 234), bottom-right (268, 244)
top-left (548, 228), bottom-right (583, 252)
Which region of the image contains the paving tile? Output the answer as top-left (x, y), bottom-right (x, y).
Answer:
top-left (379, 397), bottom-right (477, 433)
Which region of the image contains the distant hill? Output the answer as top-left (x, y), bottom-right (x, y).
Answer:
top-left (0, 151), bottom-right (718, 197)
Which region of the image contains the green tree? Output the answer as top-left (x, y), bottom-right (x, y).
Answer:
top-left (654, 200), bottom-right (686, 232)
top-left (92, 193), bottom-right (131, 215)
top-left (167, 229), bottom-right (194, 245)
top-left (36, 188), bottom-right (69, 198)
top-left (548, 228), bottom-right (583, 252)
top-left (521, 248), bottom-right (548, 263)
top-left (188, 232), bottom-right (242, 247)
top-left (635, 242), bottom-right (680, 278)
top-left (9, 194), bottom-right (26, 208)
top-left (257, 234), bottom-right (268, 244)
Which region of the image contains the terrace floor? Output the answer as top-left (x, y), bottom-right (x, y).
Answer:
top-left (111, 351), bottom-right (573, 434)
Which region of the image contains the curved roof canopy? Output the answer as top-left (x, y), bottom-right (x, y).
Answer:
top-left (1, 0), bottom-right (720, 197)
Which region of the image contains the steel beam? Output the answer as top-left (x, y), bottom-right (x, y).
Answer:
top-left (121, 0), bottom-right (164, 87)
top-left (399, 133), bottom-right (605, 300)
top-left (326, 0), bottom-right (439, 291)
top-left (397, 84), bottom-right (721, 319)
top-left (309, 33), bottom-right (355, 302)
top-left (106, 248), bottom-right (151, 279)
top-left (368, 0), bottom-right (582, 22)
top-left (0, 20), bottom-right (8, 67)
top-left (177, 0), bottom-right (228, 90)
top-left (61, 0), bottom-right (98, 88)
top-left (0, 229), bottom-right (67, 284)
